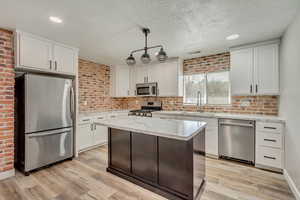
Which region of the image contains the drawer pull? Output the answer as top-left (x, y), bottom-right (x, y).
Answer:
top-left (264, 126), bottom-right (276, 130)
top-left (264, 156), bottom-right (276, 160)
top-left (82, 119), bottom-right (90, 122)
top-left (110, 116), bottom-right (116, 118)
top-left (264, 139), bottom-right (276, 142)
top-left (98, 117), bottom-right (104, 119)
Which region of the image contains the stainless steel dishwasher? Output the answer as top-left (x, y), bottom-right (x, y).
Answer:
top-left (219, 119), bottom-right (255, 164)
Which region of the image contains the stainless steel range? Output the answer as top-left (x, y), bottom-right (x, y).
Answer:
top-left (129, 101), bottom-right (162, 117)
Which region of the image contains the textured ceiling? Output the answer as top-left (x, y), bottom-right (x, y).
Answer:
top-left (0, 0), bottom-right (299, 65)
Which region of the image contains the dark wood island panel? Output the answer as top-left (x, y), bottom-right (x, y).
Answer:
top-left (107, 128), bottom-right (205, 200)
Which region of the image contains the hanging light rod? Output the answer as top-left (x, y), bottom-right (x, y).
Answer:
top-left (126, 28), bottom-right (168, 66)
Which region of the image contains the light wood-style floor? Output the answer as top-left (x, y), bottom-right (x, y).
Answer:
top-left (0, 146), bottom-right (295, 200)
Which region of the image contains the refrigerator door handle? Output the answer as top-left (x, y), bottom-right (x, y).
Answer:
top-left (70, 86), bottom-right (75, 119)
top-left (28, 128), bottom-right (72, 138)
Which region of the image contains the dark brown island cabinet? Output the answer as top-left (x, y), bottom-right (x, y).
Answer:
top-left (107, 128), bottom-right (206, 200)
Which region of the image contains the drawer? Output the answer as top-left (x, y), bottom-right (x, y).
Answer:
top-left (256, 122), bottom-right (283, 133)
top-left (256, 146), bottom-right (282, 169)
top-left (256, 131), bottom-right (282, 149)
top-left (94, 115), bottom-right (107, 122)
top-left (79, 117), bottom-right (93, 125)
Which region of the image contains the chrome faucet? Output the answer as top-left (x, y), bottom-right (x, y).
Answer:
top-left (197, 91), bottom-right (202, 112)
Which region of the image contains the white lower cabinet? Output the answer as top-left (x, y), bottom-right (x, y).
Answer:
top-left (77, 116), bottom-right (108, 152)
top-left (77, 123), bottom-right (94, 151)
top-left (255, 122), bottom-right (284, 171)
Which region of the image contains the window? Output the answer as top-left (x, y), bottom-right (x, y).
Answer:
top-left (184, 71), bottom-right (230, 105)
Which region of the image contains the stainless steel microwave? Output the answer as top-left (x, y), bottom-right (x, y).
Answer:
top-left (136, 82), bottom-right (158, 96)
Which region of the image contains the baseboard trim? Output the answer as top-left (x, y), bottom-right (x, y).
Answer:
top-left (0, 169), bottom-right (15, 181)
top-left (284, 169), bottom-right (300, 200)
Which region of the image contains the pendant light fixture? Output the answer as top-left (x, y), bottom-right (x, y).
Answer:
top-left (126, 28), bottom-right (167, 65)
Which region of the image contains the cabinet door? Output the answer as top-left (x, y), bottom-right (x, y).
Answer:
top-left (94, 125), bottom-right (108, 145)
top-left (53, 44), bottom-right (76, 74)
top-left (254, 44), bottom-right (279, 95)
top-left (200, 118), bottom-right (218, 156)
top-left (148, 61), bottom-right (178, 96)
top-left (110, 129), bottom-right (131, 172)
top-left (230, 48), bottom-right (254, 95)
top-left (134, 65), bottom-right (148, 84)
top-left (77, 124), bottom-right (94, 151)
top-left (113, 65), bottom-right (130, 97)
top-left (19, 33), bottom-right (52, 71)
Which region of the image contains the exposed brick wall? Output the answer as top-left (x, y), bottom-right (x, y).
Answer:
top-left (183, 52), bottom-right (230, 74)
top-left (0, 29), bottom-right (14, 173)
top-left (114, 96), bottom-right (278, 116)
top-left (78, 59), bottom-right (126, 112)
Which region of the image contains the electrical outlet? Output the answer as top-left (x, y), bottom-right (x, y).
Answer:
top-left (240, 99), bottom-right (250, 107)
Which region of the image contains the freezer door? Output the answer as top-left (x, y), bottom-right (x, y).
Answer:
top-left (25, 128), bottom-right (73, 171)
top-left (25, 74), bottom-right (74, 133)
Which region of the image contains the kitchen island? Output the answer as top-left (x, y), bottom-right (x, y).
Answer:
top-left (96, 116), bottom-right (206, 200)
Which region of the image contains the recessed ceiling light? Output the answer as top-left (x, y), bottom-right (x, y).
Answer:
top-left (226, 34), bottom-right (239, 40)
top-left (49, 16), bottom-right (63, 23)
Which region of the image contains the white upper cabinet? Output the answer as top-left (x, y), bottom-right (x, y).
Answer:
top-left (134, 65), bottom-right (149, 84)
top-left (230, 40), bottom-right (279, 95)
top-left (18, 33), bottom-right (52, 71)
top-left (53, 44), bottom-right (77, 74)
top-left (133, 58), bottom-right (184, 97)
top-left (148, 59), bottom-right (182, 96)
top-left (111, 65), bottom-right (131, 97)
top-left (230, 48), bottom-right (254, 95)
top-left (254, 44), bottom-right (279, 95)
top-left (16, 30), bottom-right (78, 75)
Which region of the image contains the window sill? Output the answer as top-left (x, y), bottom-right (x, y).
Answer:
top-left (182, 104), bottom-right (232, 107)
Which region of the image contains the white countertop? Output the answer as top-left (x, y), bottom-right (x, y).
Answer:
top-left (153, 111), bottom-right (285, 123)
top-left (95, 116), bottom-right (207, 141)
top-left (79, 110), bottom-right (130, 118)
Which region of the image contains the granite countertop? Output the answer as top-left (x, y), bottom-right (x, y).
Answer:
top-left (152, 111), bottom-right (285, 123)
top-left (95, 116), bottom-right (207, 141)
top-left (79, 110), bottom-right (130, 118)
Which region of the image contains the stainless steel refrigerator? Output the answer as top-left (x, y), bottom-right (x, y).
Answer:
top-left (15, 73), bottom-right (75, 175)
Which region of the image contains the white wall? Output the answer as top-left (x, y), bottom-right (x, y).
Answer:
top-left (280, 11), bottom-right (300, 196)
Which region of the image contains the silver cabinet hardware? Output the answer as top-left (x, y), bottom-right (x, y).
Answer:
top-left (264, 126), bottom-right (276, 130)
top-left (97, 117), bottom-right (104, 120)
top-left (250, 85), bottom-right (253, 93)
top-left (94, 124), bottom-right (97, 130)
top-left (264, 156), bottom-right (276, 160)
top-left (49, 60), bottom-right (52, 70)
top-left (127, 90), bottom-right (130, 96)
top-left (55, 61), bottom-right (58, 70)
top-left (256, 84), bottom-right (258, 93)
top-left (264, 139), bottom-right (276, 142)
top-left (82, 119), bottom-right (90, 122)
top-left (90, 123), bottom-right (93, 131)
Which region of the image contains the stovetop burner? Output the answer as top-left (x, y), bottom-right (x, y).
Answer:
top-left (129, 101), bottom-right (162, 117)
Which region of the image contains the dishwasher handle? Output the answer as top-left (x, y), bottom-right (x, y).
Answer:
top-left (219, 122), bottom-right (254, 128)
